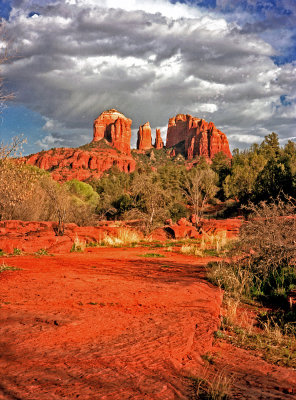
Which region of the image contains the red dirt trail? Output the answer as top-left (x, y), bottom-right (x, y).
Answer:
top-left (0, 248), bottom-right (296, 399)
top-left (0, 248), bottom-right (222, 400)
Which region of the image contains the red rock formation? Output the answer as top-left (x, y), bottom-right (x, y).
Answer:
top-left (23, 145), bottom-right (136, 182)
top-left (166, 114), bottom-right (188, 148)
top-left (137, 122), bottom-right (152, 150)
top-left (166, 114), bottom-right (232, 159)
top-left (154, 129), bottom-right (164, 149)
top-left (93, 109), bottom-right (132, 155)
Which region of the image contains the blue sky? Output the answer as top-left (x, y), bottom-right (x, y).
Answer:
top-left (0, 0), bottom-right (295, 154)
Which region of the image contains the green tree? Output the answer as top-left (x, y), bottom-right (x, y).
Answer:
top-left (125, 172), bottom-right (170, 233)
top-left (183, 165), bottom-right (218, 227)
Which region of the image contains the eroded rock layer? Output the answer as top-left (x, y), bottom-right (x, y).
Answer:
top-left (166, 114), bottom-right (232, 159)
top-left (24, 146), bottom-right (136, 182)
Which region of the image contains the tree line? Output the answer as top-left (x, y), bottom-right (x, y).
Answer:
top-left (1, 132), bottom-right (296, 233)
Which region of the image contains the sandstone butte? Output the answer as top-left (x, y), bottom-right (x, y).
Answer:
top-left (22, 109), bottom-right (232, 181)
top-left (166, 114), bottom-right (232, 159)
top-left (137, 122), bottom-right (152, 151)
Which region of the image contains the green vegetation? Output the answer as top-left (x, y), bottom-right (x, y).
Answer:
top-left (0, 262), bottom-right (20, 273)
top-left (208, 199), bottom-right (296, 367)
top-left (187, 369), bottom-right (233, 400)
top-left (222, 133), bottom-right (296, 204)
top-left (13, 248), bottom-right (22, 255)
top-left (2, 131), bottom-right (296, 235)
top-left (35, 248), bottom-right (49, 256)
top-left (139, 253), bottom-right (165, 258)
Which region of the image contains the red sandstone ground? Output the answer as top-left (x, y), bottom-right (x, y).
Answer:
top-left (0, 248), bottom-right (296, 400)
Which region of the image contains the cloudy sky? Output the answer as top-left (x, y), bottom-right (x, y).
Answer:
top-left (0, 0), bottom-right (295, 154)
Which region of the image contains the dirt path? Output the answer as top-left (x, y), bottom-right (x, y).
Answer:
top-left (1, 247), bottom-right (296, 400)
top-left (0, 248), bottom-right (222, 400)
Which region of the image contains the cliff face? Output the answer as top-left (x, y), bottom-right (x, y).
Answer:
top-left (166, 114), bottom-right (232, 159)
top-left (93, 109), bottom-right (132, 155)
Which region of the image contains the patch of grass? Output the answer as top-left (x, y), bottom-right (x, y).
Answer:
top-left (180, 244), bottom-right (203, 257)
top-left (179, 233), bottom-right (233, 258)
top-left (86, 241), bottom-right (100, 248)
top-left (35, 248), bottom-right (48, 256)
top-left (100, 228), bottom-right (141, 247)
top-left (217, 297), bottom-right (296, 368)
top-left (70, 235), bottom-right (86, 253)
top-left (0, 262), bottom-right (20, 273)
top-left (13, 248), bottom-right (22, 255)
top-left (188, 368), bottom-right (233, 399)
top-left (207, 261), bottom-right (253, 300)
top-left (139, 253), bottom-right (165, 258)
top-left (201, 352), bottom-right (216, 365)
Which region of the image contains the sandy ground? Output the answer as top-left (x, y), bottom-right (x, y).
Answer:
top-left (0, 247), bottom-right (295, 399)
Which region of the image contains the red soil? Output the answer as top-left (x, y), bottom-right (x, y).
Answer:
top-left (1, 247), bottom-right (295, 399)
top-left (0, 248), bottom-right (222, 400)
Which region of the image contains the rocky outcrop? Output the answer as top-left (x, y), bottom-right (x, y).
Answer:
top-left (154, 129), bottom-right (164, 149)
top-left (137, 122), bottom-right (152, 151)
top-left (24, 146), bottom-right (136, 182)
top-left (166, 114), bottom-right (232, 159)
top-left (21, 109), bottom-right (233, 182)
top-left (93, 109), bottom-right (132, 155)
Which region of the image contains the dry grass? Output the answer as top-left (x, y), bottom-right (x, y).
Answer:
top-left (180, 231), bottom-right (233, 258)
top-left (100, 228), bottom-right (142, 247)
top-left (71, 235), bottom-right (86, 252)
top-left (217, 297), bottom-right (296, 368)
top-left (207, 261), bottom-right (253, 300)
top-left (0, 262), bottom-right (20, 273)
top-left (180, 244), bottom-right (203, 256)
top-left (192, 367), bottom-right (233, 399)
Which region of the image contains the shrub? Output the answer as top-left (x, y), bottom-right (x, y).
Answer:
top-left (237, 199), bottom-right (296, 298)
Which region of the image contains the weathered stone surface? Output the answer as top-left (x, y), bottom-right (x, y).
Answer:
top-left (137, 122), bottom-right (152, 150)
top-left (166, 114), bottom-right (232, 159)
top-left (24, 146), bottom-right (136, 182)
top-left (154, 129), bottom-right (164, 149)
top-left (93, 109), bottom-right (132, 155)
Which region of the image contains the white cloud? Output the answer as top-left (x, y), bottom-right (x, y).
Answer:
top-left (2, 0), bottom-right (296, 150)
top-left (198, 103), bottom-right (218, 113)
top-left (228, 134), bottom-right (262, 144)
top-left (35, 134), bottom-right (64, 149)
